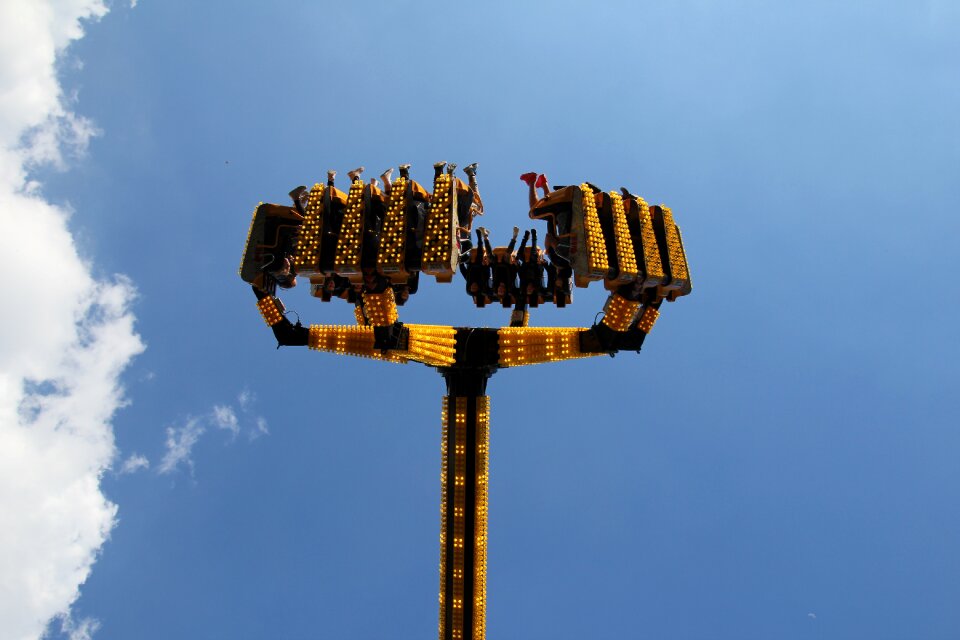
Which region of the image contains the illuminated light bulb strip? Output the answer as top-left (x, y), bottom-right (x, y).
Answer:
top-left (292, 184), bottom-right (325, 275)
top-left (361, 289), bottom-right (399, 326)
top-left (473, 396), bottom-right (490, 640)
top-left (354, 305), bottom-right (368, 326)
top-left (334, 179), bottom-right (365, 274)
top-left (609, 192), bottom-right (638, 280)
top-left (581, 184), bottom-right (609, 275)
top-left (422, 173), bottom-right (454, 274)
top-left (636, 196), bottom-right (665, 288)
top-left (659, 206), bottom-right (690, 290)
top-left (450, 398), bottom-right (468, 640)
top-left (403, 324), bottom-right (457, 367)
top-left (636, 306), bottom-right (660, 333)
top-left (307, 325), bottom-right (406, 363)
top-left (497, 327), bottom-right (603, 367)
top-left (378, 177), bottom-right (408, 274)
top-left (256, 296), bottom-right (284, 326)
top-left (438, 397), bottom-right (449, 640)
top-left (238, 201), bottom-right (263, 278)
top-left (601, 293), bottom-right (641, 332)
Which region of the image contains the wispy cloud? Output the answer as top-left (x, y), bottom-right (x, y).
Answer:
top-left (0, 2), bottom-right (144, 639)
top-left (237, 389), bottom-right (254, 411)
top-left (156, 392), bottom-right (270, 475)
top-left (118, 453), bottom-right (150, 475)
top-left (54, 612), bottom-right (101, 640)
top-left (212, 405), bottom-right (240, 437)
top-left (158, 417), bottom-right (205, 475)
top-left (253, 416), bottom-right (270, 440)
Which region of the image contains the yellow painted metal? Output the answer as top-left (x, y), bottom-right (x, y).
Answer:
top-left (292, 184), bottom-right (325, 276)
top-left (256, 296), bottom-right (284, 326)
top-left (378, 177), bottom-right (409, 281)
top-left (334, 179), bottom-right (365, 278)
top-left (438, 397), bottom-right (449, 640)
top-left (439, 396), bottom-right (490, 640)
top-left (601, 293), bottom-right (640, 332)
top-left (473, 397), bottom-right (489, 640)
top-left (577, 184), bottom-right (608, 285)
top-left (497, 327), bottom-right (602, 367)
top-left (636, 196), bottom-right (665, 289)
top-left (422, 172), bottom-right (458, 282)
top-left (362, 288), bottom-right (399, 326)
top-left (657, 205), bottom-right (691, 296)
top-left (636, 306), bottom-right (660, 333)
top-left (307, 325), bottom-right (405, 363)
top-left (405, 324), bottom-right (457, 367)
top-left (608, 191), bottom-right (638, 283)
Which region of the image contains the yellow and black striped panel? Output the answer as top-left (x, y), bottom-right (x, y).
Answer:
top-left (453, 398), bottom-right (467, 640)
top-left (634, 196), bottom-right (665, 288)
top-left (422, 173), bottom-right (458, 281)
top-left (378, 177), bottom-right (409, 280)
top-left (571, 184), bottom-right (608, 287)
top-left (608, 192), bottom-right (638, 283)
top-left (334, 179), bottom-right (366, 278)
top-left (292, 184), bottom-right (325, 276)
top-left (438, 398), bottom-right (449, 640)
top-left (497, 327), bottom-right (603, 367)
top-left (655, 205), bottom-right (691, 295)
top-left (256, 296), bottom-right (284, 326)
top-left (601, 293), bottom-right (640, 331)
top-left (472, 397), bottom-right (489, 640)
top-left (361, 288), bottom-right (399, 326)
top-left (307, 325), bottom-right (405, 363)
top-left (439, 396), bottom-right (490, 640)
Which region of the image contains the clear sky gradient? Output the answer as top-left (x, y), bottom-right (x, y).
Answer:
top-left (6, 1), bottom-right (959, 638)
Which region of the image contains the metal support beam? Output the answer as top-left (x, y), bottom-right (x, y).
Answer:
top-left (439, 367), bottom-right (492, 640)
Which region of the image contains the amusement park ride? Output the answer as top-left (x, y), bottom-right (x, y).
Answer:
top-left (239, 162), bottom-right (692, 640)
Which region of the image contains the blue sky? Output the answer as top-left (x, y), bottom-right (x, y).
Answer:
top-left (2, 1), bottom-right (959, 639)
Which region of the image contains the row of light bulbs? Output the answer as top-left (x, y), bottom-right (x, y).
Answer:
top-left (601, 293), bottom-right (642, 332)
top-left (609, 191), bottom-right (639, 280)
top-left (333, 179), bottom-right (366, 273)
top-left (292, 185), bottom-right (325, 272)
top-left (377, 177), bottom-right (409, 270)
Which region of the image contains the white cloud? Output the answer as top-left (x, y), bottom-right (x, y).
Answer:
top-left (0, 2), bottom-right (143, 640)
top-left (53, 613), bottom-right (101, 640)
top-left (212, 404), bottom-right (239, 437)
top-left (236, 390), bottom-right (269, 440)
top-left (157, 417), bottom-right (204, 475)
top-left (237, 389), bottom-right (253, 411)
top-left (118, 453), bottom-right (149, 474)
top-left (157, 397), bottom-right (270, 474)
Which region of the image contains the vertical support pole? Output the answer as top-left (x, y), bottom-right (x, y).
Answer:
top-left (439, 368), bottom-right (491, 640)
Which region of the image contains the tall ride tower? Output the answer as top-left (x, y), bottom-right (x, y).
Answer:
top-left (241, 164), bottom-right (692, 639)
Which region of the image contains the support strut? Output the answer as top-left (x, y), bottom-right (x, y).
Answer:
top-left (439, 367), bottom-right (492, 640)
